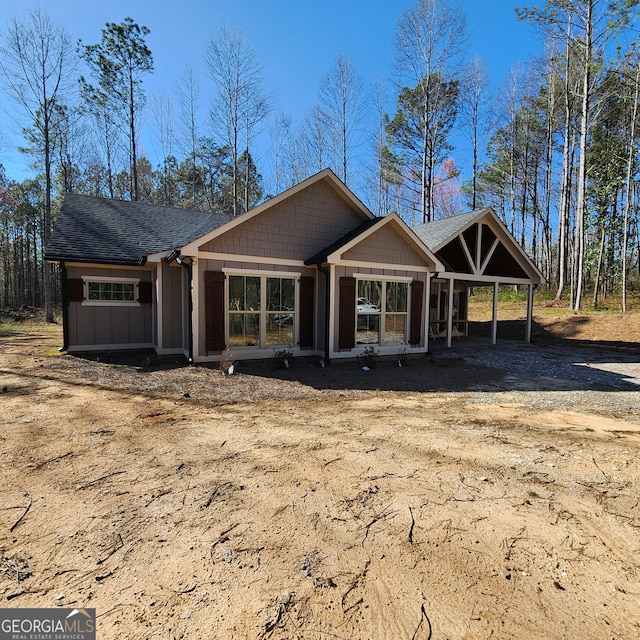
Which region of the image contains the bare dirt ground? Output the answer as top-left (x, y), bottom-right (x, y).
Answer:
top-left (1, 310), bottom-right (640, 639)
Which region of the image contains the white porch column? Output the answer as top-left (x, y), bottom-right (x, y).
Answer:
top-left (191, 258), bottom-right (199, 361)
top-left (155, 264), bottom-right (163, 352)
top-left (327, 264), bottom-right (336, 359)
top-left (425, 275), bottom-right (432, 350)
top-left (526, 283), bottom-right (534, 343)
top-left (491, 281), bottom-right (499, 345)
top-left (447, 277), bottom-right (454, 348)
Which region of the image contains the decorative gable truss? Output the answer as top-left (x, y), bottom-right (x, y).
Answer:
top-left (434, 214), bottom-right (542, 285)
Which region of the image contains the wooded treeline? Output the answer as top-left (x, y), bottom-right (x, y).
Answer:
top-left (1, 0), bottom-right (639, 318)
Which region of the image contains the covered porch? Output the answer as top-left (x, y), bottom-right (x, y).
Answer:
top-left (413, 206), bottom-right (544, 350)
top-left (428, 277), bottom-right (537, 348)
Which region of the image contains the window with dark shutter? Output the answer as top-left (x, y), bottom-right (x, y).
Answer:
top-left (299, 276), bottom-right (314, 348)
top-left (338, 277), bottom-right (356, 349)
top-left (67, 279), bottom-right (84, 303)
top-left (205, 271), bottom-right (226, 352)
top-left (410, 280), bottom-right (424, 346)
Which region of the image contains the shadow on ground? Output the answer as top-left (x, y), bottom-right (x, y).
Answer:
top-left (56, 332), bottom-right (640, 396)
top-left (470, 318), bottom-right (640, 353)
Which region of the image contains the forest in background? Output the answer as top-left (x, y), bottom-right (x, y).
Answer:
top-left (1, 0), bottom-right (639, 320)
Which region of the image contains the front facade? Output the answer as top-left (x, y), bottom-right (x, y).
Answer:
top-left (47, 170), bottom-right (445, 363)
top-left (46, 170), bottom-right (542, 362)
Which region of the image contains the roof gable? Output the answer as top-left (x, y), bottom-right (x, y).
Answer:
top-left (200, 175), bottom-right (368, 261)
top-left (307, 213), bottom-right (444, 270)
top-left (413, 207), bottom-right (543, 283)
top-left (182, 168), bottom-right (373, 255)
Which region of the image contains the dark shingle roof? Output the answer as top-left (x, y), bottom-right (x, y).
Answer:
top-left (305, 217), bottom-right (383, 265)
top-left (45, 194), bottom-right (233, 265)
top-left (412, 209), bottom-right (488, 251)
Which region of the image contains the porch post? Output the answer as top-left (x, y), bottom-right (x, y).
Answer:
top-left (425, 274), bottom-right (432, 351)
top-left (491, 281), bottom-right (499, 345)
top-left (327, 264), bottom-right (336, 359)
top-left (156, 264), bottom-right (163, 352)
top-left (447, 277), bottom-right (454, 348)
top-left (526, 283), bottom-right (534, 343)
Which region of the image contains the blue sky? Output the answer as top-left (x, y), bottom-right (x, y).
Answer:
top-left (0, 0), bottom-right (543, 188)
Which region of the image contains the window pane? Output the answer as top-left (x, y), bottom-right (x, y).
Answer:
top-left (229, 276), bottom-right (261, 310)
top-left (229, 275), bottom-right (244, 309)
top-left (88, 282), bottom-right (100, 300)
top-left (266, 313), bottom-right (294, 346)
top-left (100, 282), bottom-right (113, 300)
top-left (386, 282), bottom-right (407, 312)
top-left (281, 278), bottom-right (295, 309)
top-left (245, 277), bottom-right (260, 310)
top-left (228, 313), bottom-right (260, 347)
top-left (266, 277), bottom-right (295, 312)
top-left (356, 314), bottom-right (379, 344)
top-left (266, 278), bottom-right (280, 310)
top-left (357, 280), bottom-right (381, 309)
top-left (384, 314), bottom-right (406, 344)
top-left (123, 284), bottom-right (135, 300)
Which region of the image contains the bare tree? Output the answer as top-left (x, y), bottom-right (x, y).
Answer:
top-left (393, 0), bottom-right (468, 222)
top-left (299, 105), bottom-right (331, 177)
top-left (269, 111), bottom-right (298, 193)
top-left (318, 54), bottom-right (367, 185)
top-left (519, 0), bottom-right (638, 309)
top-left (206, 22), bottom-right (269, 215)
top-left (150, 91), bottom-right (176, 204)
top-left (459, 57), bottom-right (492, 211)
top-left (177, 67), bottom-right (202, 208)
top-left (0, 7), bottom-right (76, 321)
top-left (621, 45), bottom-right (640, 313)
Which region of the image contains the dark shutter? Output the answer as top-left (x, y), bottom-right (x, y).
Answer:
top-left (138, 281), bottom-right (153, 304)
top-left (205, 271), bottom-right (226, 352)
top-left (410, 280), bottom-right (424, 346)
top-left (338, 277), bottom-right (356, 350)
top-left (67, 279), bottom-right (84, 303)
top-left (299, 276), bottom-right (314, 348)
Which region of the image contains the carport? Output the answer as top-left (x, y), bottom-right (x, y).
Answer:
top-left (412, 207), bottom-right (544, 348)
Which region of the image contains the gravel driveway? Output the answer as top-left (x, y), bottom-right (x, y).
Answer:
top-left (432, 338), bottom-right (640, 420)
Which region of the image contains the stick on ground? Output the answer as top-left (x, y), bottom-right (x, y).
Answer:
top-left (10, 492), bottom-right (32, 532)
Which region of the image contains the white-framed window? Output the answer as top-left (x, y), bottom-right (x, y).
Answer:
top-left (356, 278), bottom-right (408, 345)
top-left (82, 276), bottom-right (140, 307)
top-left (227, 273), bottom-right (297, 348)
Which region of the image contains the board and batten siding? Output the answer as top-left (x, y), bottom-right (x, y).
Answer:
top-left (200, 181), bottom-right (366, 261)
top-left (160, 262), bottom-right (184, 350)
top-left (66, 266), bottom-right (154, 350)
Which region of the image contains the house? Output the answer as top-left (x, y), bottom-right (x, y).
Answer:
top-left (45, 169), bottom-right (542, 362)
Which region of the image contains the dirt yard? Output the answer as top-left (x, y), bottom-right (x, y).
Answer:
top-left (1, 314), bottom-right (639, 639)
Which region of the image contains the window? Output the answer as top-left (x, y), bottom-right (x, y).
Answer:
top-left (356, 279), bottom-right (408, 345)
top-left (228, 274), bottom-right (296, 348)
top-left (82, 277), bottom-right (140, 306)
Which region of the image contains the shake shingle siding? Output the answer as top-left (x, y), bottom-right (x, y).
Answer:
top-left (203, 181), bottom-right (365, 261)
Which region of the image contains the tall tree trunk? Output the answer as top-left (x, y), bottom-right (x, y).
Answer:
top-left (622, 57), bottom-right (639, 312)
top-left (572, 0), bottom-right (593, 311)
top-left (592, 219), bottom-right (606, 308)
